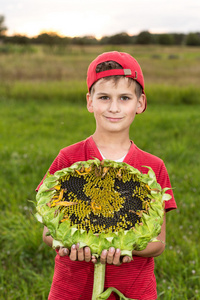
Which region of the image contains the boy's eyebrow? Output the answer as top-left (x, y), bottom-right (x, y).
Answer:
top-left (119, 93), bottom-right (134, 96)
top-left (96, 92), bottom-right (109, 95)
top-left (96, 92), bottom-right (134, 97)
top-left (96, 92), bottom-right (134, 95)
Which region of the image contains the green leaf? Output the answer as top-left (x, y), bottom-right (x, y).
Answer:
top-left (34, 212), bottom-right (43, 223)
top-left (52, 239), bottom-right (64, 249)
top-left (97, 287), bottom-right (135, 300)
top-left (162, 193), bottom-right (172, 201)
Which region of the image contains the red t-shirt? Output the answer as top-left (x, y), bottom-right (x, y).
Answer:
top-left (37, 136), bottom-right (177, 300)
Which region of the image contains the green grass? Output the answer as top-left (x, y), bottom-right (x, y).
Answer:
top-left (0, 98), bottom-right (199, 299)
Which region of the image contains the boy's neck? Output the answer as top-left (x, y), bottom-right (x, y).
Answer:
top-left (92, 132), bottom-right (132, 161)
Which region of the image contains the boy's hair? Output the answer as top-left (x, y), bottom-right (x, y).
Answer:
top-left (93, 60), bottom-right (143, 99)
top-left (87, 51), bottom-right (147, 112)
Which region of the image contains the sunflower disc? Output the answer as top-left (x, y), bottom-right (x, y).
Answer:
top-left (35, 159), bottom-right (171, 257)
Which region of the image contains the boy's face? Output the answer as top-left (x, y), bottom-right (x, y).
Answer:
top-left (87, 77), bottom-right (146, 135)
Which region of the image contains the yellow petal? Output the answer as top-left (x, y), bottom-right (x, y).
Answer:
top-left (55, 201), bottom-right (78, 206)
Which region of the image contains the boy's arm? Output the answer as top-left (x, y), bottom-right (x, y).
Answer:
top-left (132, 212), bottom-right (166, 257)
top-left (43, 226), bottom-right (53, 247)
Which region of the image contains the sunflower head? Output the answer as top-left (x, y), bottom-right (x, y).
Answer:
top-left (35, 159), bottom-right (171, 257)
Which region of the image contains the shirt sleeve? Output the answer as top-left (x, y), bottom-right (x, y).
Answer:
top-left (157, 162), bottom-right (177, 212)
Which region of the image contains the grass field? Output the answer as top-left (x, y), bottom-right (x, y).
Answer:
top-left (0, 45), bottom-right (200, 299)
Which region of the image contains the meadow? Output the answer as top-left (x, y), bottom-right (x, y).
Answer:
top-left (0, 44), bottom-right (200, 299)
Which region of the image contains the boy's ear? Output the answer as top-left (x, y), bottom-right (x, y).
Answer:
top-left (86, 93), bottom-right (94, 113)
top-left (136, 94), bottom-right (146, 114)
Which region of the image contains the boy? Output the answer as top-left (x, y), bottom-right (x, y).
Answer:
top-left (37, 51), bottom-right (177, 299)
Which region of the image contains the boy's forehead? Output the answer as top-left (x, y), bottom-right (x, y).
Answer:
top-left (91, 77), bottom-right (136, 93)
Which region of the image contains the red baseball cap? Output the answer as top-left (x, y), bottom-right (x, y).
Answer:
top-left (86, 51), bottom-right (147, 112)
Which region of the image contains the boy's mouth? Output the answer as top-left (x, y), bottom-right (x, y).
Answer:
top-left (105, 116), bottom-right (123, 122)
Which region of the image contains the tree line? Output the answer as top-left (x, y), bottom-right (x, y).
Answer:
top-left (0, 15), bottom-right (200, 46)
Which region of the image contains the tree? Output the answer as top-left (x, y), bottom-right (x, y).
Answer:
top-left (158, 34), bottom-right (174, 45)
top-left (0, 15), bottom-right (7, 36)
top-left (5, 34), bottom-right (30, 45)
top-left (136, 31), bottom-right (153, 44)
top-left (172, 33), bottom-right (185, 45)
top-left (99, 33), bottom-right (131, 45)
top-left (71, 36), bottom-right (97, 45)
top-left (108, 32), bottom-right (132, 45)
top-left (34, 32), bottom-right (63, 46)
top-left (186, 33), bottom-right (200, 46)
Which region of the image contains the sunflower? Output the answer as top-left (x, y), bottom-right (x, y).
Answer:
top-left (35, 159), bottom-right (171, 299)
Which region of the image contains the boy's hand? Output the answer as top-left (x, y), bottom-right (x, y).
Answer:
top-left (59, 245), bottom-right (132, 265)
top-left (58, 243), bottom-right (92, 262)
top-left (58, 247), bottom-right (70, 257)
top-left (70, 243), bottom-right (91, 262)
top-left (92, 247), bottom-right (132, 266)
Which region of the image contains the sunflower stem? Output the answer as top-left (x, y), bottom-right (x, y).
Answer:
top-left (92, 262), bottom-right (106, 300)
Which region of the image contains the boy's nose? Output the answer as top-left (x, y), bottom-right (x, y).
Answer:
top-left (108, 99), bottom-right (120, 113)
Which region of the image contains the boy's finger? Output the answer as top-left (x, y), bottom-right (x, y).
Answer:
top-left (100, 249), bottom-right (108, 264)
top-left (84, 247), bottom-right (91, 262)
top-left (77, 246), bottom-right (84, 261)
top-left (112, 248), bottom-right (121, 265)
top-left (107, 247), bottom-right (115, 264)
top-left (58, 247), bottom-right (69, 257)
top-left (122, 256), bottom-right (132, 263)
top-left (91, 255), bottom-right (97, 264)
top-left (69, 244), bottom-right (77, 261)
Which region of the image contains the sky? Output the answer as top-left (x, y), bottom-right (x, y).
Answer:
top-left (1, 0), bottom-right (200, 38)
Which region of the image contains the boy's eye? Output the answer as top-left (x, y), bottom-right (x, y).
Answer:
top-left (120, 96), bottom-right (130, 101)
top-left (99, 96), bottom-right (109, 100)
